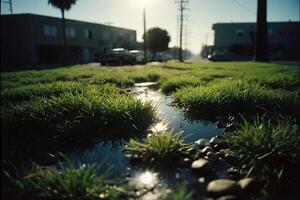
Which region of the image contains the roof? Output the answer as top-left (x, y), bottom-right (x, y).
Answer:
top-left (1, 13), bottom-right (136, 32)
top-left (212, 21), bottom-right (300, 30)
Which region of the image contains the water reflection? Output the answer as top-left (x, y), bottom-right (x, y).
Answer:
top-left (66, 83), bottom-right (223, 178)
top-left (131, 170), bottom-right (158, 189)
top-left (131, 85), bottom-right (224, 142)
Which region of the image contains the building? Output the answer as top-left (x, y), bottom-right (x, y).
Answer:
top-left (212, 22), bottom-right (300, 61)
top-left (1, 13), bottom-right (137, 68)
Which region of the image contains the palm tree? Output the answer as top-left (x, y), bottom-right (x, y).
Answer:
top-left (48, 0), bottom-right (77, 64)
top-left (254, 0), bottom-right (268, 62)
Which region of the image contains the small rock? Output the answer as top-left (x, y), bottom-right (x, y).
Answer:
top-left (194, 138), bottom-right (210, 148)
top-left (216, 149), bottom-right (226, 157)
top-left (238, 178), bottom-right (259, 194)
top-left (227, 167), bottom-right (240, 178)
top-left (210, 136), bottom-right (223, 145)
top-left (201, 146), bottom-right (213, 154)
top-left (198, 177), bottom-right (206, 183)
top-left (205, 152), bottom-right (219, 162)
top-left (207, 179), bottom-right (241, 198)
top-left (179, 157), bottom-right (191, 166)
top-left (191, 158), bottom-right (212, 174)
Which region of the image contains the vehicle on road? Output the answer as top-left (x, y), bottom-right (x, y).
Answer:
top-left (207, 54), bottom-right (231, 61)
top-left (148, 53), bottom-right (168, 62)
top-left (129, 50), bottom-right (145, 64)
top-left (94, 48), bottom-right (136, 66)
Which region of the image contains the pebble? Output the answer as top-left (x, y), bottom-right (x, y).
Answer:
top-left (198, 177), bottom-right (206, 183)
top-left (207, 179), bottom-right (241, 198)
top-left (194, 138), bottom-right (210, 148)
top-left (205, 152), bottom-right (219, 162)
top-left (210, 136), bottom-right (223, 145)
top-left (201, 146), bottom-right (213, 154)
top-left (238, 178), bottom-right (259, 194)
top-left (191, 158), bottom-right (212, 174)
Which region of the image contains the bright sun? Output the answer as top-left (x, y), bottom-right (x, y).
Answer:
top-left (131, 0), bottom-right (154, 7)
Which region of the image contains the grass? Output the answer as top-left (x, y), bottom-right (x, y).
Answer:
top-left (1, 61), bottom-right (299, 198)
top-left (7, 156), bottom-right (123, 200)
top-left (223, 118), bottom-right (300, 189)
top-left (173, 80), bottom-right (300, 117)
top-left (125, 132), bottom-right (194, 167)
top-left (1, 81), bottom-right (101, 104)
top-left (2, 84), bottom-right (156, 159)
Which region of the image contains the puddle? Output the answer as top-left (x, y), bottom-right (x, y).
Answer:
top-left (65, 82), bottom-right (224, 198)
top-left (130, 84), bottom-right (224, 142)
top-left (67, 83), bottom-right (223, 173)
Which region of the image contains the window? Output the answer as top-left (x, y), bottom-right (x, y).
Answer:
top-left (102, 31), bottom-right (110, 40)
top-left (236, 29), bottom-right (244, 37)
top-left (43, 25), bottom-right (57, 37)
top-left (66, 27), bottom-right (76, 38)
top-left (85, 29), bottom-right (93, 39)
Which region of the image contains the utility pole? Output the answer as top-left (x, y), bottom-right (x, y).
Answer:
top-left (175, 0), bottom-right (189, 62)
top-left (2, 0), bottom-right (13, 14)
top-left (143, 7), bottom-right (147, 63)
top-left (254, 0), bottom-right (268, 62)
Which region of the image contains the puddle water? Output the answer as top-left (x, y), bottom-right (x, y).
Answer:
top-left (66, 82), bottom-right (224, 193)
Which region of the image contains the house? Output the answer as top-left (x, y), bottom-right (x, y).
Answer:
top-left (212, 21), bottom-right (300, 61)
top-left (1, 13), bottom-right (137, 68)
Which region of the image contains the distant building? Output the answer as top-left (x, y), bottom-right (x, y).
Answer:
top-left (212, 22), bottom-right (300, 61)
top-left (1, 13), bottom-right (137, 68)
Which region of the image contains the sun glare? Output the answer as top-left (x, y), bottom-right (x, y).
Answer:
top-left (131, 0), bottom-right (154, 8)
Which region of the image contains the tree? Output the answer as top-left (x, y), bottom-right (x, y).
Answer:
top-left (48, 0), bottom-right (77, 64)
top-left (254, 0), bottom-right (268, 62)
top-left (143, 27), bottom-right (170, 55)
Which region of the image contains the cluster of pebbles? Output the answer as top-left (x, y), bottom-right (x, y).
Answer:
top-left (187, 116), bottom-right (265, 200)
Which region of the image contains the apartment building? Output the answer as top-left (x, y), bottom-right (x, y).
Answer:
top-left (1, 13), bottom-right (137, 68)
top-left (212, 21), bottom-right (300, 60)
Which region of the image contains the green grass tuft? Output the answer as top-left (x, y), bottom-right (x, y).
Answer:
top-left (173, 81), bottom-right (300, 116)
top-left (125, 132), bottom-right (194, 167)
top-left (223, 119), bottom-right (300, 187)
top-left (13, 156), bottom-right (123, 200)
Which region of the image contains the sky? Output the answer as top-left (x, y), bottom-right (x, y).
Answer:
top-left (1, 0), bottom-right (299, 54)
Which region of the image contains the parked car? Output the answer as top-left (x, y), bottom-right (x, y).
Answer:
top-left (129, 50), bottom-right (145, 63)
top-left (94, 48), bottom-right (136, 65)
top-left (148, 53), bottom-right (168, 62)
top-left (207, 54), bottom-right (231, 61)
